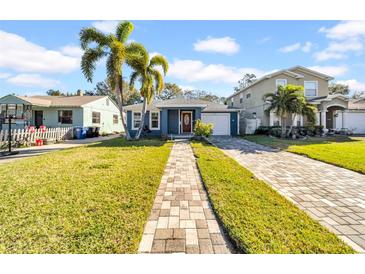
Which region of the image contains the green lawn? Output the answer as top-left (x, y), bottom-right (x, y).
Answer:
top-left (244, 135), bottom-right (365, 174)
top-left (192, 141), bottom-right (354, 254)
top-left (0, 138), bottom-right (172, 253)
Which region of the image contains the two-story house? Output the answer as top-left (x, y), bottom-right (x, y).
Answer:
top-left (227, 66), bottom-right (365, 134)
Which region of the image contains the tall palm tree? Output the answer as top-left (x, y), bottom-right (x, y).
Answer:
top-left (129, 48), bottom-right (168, 140)
top-left (263, 84), bottom-right (315, 137)
top-left (79, 21), bottom-right (144, 140)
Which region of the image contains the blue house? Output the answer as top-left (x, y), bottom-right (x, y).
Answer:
top-left (124, 98), bottom-right (240, 137)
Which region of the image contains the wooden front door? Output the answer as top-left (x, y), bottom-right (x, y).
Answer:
top-left (34, 111), bottom-right (43, 128)
top-left (181, 112), bottom-right (192, 133)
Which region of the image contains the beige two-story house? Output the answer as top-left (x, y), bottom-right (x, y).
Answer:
top-left (226, 66), bottom-right (365, 133)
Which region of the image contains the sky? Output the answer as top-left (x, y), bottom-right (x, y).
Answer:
top-left (0, 20), bottom-right (365, 98)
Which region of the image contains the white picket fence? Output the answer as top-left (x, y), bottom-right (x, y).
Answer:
top-left (0, 127), bottom-right (73, 145)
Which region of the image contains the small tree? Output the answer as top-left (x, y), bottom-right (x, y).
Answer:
top-left (263, 85), bottom-right (316, 138)
top-left (194, 120), bottom-right (213, 138)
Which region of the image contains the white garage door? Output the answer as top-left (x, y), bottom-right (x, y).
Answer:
top-left (201, 113), bottom-right (231, 135)
top-left (335, 112), bottom-right (365, 134)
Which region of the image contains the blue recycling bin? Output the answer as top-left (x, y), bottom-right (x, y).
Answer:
top-left (74, 127), bottom-right (87, 139)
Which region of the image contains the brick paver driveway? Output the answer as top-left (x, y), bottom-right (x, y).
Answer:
top-left (208, 136), bottom-right (365, 253)
top-left (138, 140), bottom-right (232, 254)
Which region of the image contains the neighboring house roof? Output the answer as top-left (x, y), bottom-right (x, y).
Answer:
top-left (2, 95), bottom-right (107, 107)
top-left (348, 98), bottom-right (365, 110)
top-left (226, 65), bottom-right (334, 100)
top-left (308, 94), bottom-right (349, 104)
top-left (124, 98), bottom-right (240, 112)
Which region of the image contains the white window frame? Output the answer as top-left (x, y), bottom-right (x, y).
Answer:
top-left (276, 79), bottom-right (287, 90)
top-left (246, 93), bottom-right (251, 99)
top-left (230, 98), bottom-right (234, 106)
top-left (304, 81), bottom-right (318, 97)
top-left (149, 111), bottom-right (160, 130)
top-left (239, 94), bottom-right (243, 104)
top-left (132, 111), bottom-right (142, 130)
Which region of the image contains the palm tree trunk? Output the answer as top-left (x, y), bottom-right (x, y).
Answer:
top-left (134, 97), bottom-right (147, 140)
top-left (288, 113), bottom-right (296, 137)
top-left (114, 74), bottom-right (132, 140)
top-left (280, 116), bottom-right (286, 138)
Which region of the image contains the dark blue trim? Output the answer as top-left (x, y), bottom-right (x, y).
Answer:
top-left (230, 112), bottom-right (238, 136)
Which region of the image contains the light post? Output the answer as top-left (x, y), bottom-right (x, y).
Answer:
top-left (1, 104), bottom-right (19, 156)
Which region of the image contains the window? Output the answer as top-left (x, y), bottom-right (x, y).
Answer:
top-left (92, 112), bottom-right (101, 124)
top-left (58, 110), bottom-right (73, 124)
top-left (239, 94), bottom-right (243, 104)
top-left (113, 114), bottom-right (119, 124)
top-left (246, 93), bottom-right (251, 99)
top-left (304, 81), bottom-right (318, 97)
top-left (150, 112), bottom-right (160, 130)
top-left (231, 98), bottom-right (234, 107)
top-left (133, 112), bottom-right (141, 129)
top-left (106, 98), bottom-right (110, 106)
top-left (276, 79), bottom-right (287, 90)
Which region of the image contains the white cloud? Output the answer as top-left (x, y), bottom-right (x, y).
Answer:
top-left (193, 36), bottom-right (240, 55)
top-left (0, 30), bottom-right (79, 74)
top-left (0, 72), bottom-right (11, 79)
top-left (60, 45), bottom-right (84, 58)
top-left (301, 42), bottom-right (313, 53)
top-left (319, 21), bottom-right (365, 40)
top-left (6, 74), bottom-right (60, 88)
top-left (336, 79), bottom-right (365, 91)
top-left (168, 59), bottom-right (269, 84)
top-left (313, 39), bottom-right (363, 61)
top-left (279, 42), bottom-right (312, 53)
top-left (258, 36), bottom-right (271, 44)
top-left (308, 65), bottom-right (348, 77)
top-left (150, 52), bottom-right (161, 58)
top-left (92, 20), bottom-right (119, 33)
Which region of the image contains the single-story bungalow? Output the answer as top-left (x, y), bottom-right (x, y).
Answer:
top-left (0, 93), bottom-right (124, 134)
top-left (124, 98), bottom-right (240, 137)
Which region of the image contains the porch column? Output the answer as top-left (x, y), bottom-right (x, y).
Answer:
top-left (341, 110), bottom-right (345, 129)
top-left (321, 111), bottom-right (327, 129)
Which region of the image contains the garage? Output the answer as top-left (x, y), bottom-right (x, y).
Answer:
top-left (335, 111), bottom-right (365, 134)
top-left (201, 113), bottom-right (231, 135)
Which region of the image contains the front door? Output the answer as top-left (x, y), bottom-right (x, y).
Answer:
top-left (181, 112), bottom-right (192, 133)
top-left (34, 111), bottom-right (43, 128)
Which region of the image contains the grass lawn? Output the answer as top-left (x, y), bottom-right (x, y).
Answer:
top-left (244, 135), bottom-right (365, 174)
top-left (192, 141), bottom-right (354, 254)
top-left (0, 138), bottom-right (172, 253)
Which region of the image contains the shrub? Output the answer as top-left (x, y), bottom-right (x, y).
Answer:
top-left (194, 119), bottom-right (213, 138)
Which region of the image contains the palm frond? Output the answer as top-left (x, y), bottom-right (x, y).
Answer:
top-left (149, 55), bottom-right (169, 75)
top-left (129, 71), bottom-right (140, 90)
top-left (81, 47), bottom-right (106, 82)
top-left (126, 42), bottom-right (149, 65)
top-left (79, 27), bottom-right (109, 50)
top-left (116, 21), bottom-right (134, 43)
top-left (150, 69), bottom-right (164, 93)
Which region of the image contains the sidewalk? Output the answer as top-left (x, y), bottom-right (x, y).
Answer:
top-left (0, 134), bottom-right (120, 165)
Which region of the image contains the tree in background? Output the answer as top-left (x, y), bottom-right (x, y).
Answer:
top-left (352, 91), bottom-right (365, 99)
top-left (80, 21), bottom-right (145, 140)
top-left (263, 85), bottom-right (315, 138)
top-left (85, 80), bottom-right (142, 105)
top-left (234, 73), bottom-right (257, 92)
top-left (183, 89), bottom-right (226, 104)
top-left (329, 83), bottom-right (350, 95)
top-left (129, 47), bottom-right (168, 140)
top-left (46, 89), bottom-right (65, 96)
top-left (155, 83), bottom-right (182, 100)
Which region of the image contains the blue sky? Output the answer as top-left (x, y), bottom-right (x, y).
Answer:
top-left (0, 20), bottom-right (365, 98)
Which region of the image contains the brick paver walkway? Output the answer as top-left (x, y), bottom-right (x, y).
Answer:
top-left (138, 140), bottom-right (232, 254)
top-left (209, 136), bottom-right (365, 253)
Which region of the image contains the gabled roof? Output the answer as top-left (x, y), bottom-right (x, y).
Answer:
top-left (124, 98), bottom-right (240, 112)
top-left (1, 95), bottom-right (107, 107)
top-left (226, 65), bottom-right (334, 100)
top-left (348, 98), bottom-right (365, 110)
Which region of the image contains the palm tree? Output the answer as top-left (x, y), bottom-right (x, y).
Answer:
top-left (79, 21), bottom-right (144, 140)
top-left (263, 84), bottom-right (315, 138)
top-left (129, 48), bottom-right (168, 140)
